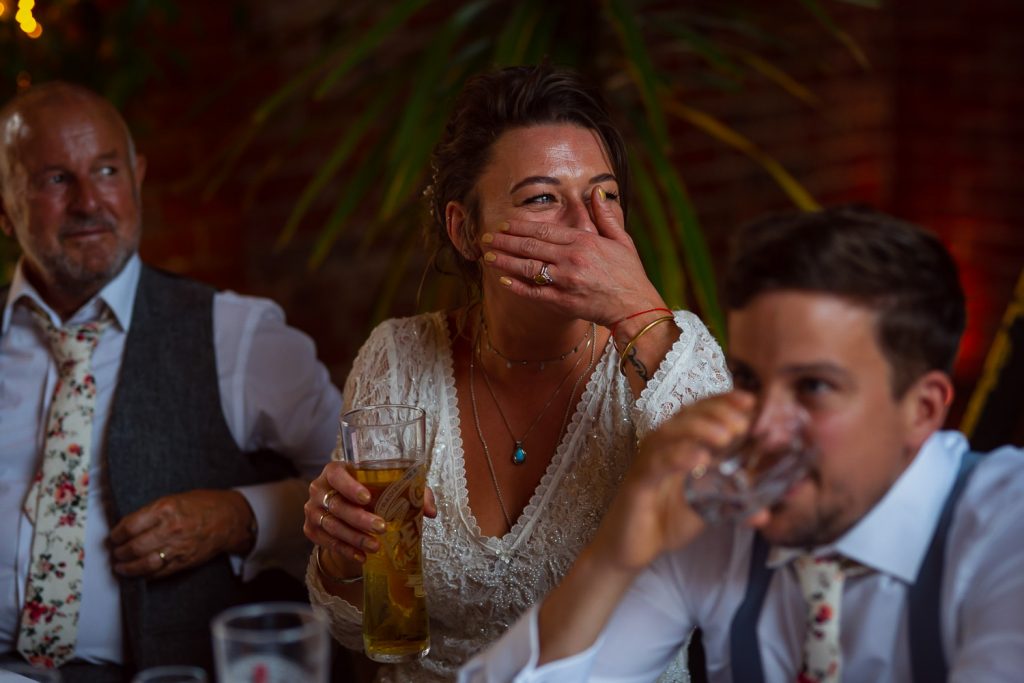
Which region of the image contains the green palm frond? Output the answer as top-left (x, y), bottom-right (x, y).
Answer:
top-left (200, 0), bottom-right (877, 341)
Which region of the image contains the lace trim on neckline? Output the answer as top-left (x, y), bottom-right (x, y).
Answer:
top-left (438, 312), bottom-right (611, 552)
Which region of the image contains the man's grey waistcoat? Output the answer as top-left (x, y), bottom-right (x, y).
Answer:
top-left (104, 266), bottom-right (294, 674)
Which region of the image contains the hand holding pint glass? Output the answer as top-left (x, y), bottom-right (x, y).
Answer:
top-left (341, 404), bottom-right (430, 663)
top-left (685, 401), bottom-right (813, 524)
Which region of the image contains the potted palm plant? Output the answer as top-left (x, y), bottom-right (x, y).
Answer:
top-left (200, 0), bottom-right (874, 342)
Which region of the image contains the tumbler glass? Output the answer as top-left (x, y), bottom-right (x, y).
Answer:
top-left (685, 402), bottom-right (813, 524)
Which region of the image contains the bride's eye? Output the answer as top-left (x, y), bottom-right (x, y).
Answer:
top-left (522, 193), bottom-right (557, 206)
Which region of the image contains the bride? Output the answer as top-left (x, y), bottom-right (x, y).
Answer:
top-left (303, 64), bottom-right (730, 682)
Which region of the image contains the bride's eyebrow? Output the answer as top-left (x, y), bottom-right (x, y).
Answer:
top-left (510, 176), bottom-right (559, 193)
top-left (509, 172), bottom-right (617, 193)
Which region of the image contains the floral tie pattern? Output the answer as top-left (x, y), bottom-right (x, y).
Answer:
top-left (794, 555), bottom-right (845, 683)
top-left (17, 309), bottom-right (110, 668)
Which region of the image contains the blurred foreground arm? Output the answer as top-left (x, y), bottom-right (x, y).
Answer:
top-left (461, 392), bottom-right (753, 680)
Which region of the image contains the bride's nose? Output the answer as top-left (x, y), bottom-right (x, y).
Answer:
top-left (565, 197), bottom-right (597, 233)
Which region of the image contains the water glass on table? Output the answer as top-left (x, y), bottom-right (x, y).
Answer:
top-left (211, 602), bottom-right (328, 683)
top-left (340, 404), bottom-right (430, 663)
top-left (685, 402), bottom-right (814, 524)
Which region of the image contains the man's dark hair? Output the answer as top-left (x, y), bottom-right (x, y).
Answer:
top-left (724, 206), bottom-right (966, 396)
top-left (425, 64), bottom-right (629, 291)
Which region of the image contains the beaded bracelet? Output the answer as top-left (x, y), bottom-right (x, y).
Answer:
top-left (315, 545), bottom-right (363, 585)
top-left (608, 307), bottom-right (672, 337)
top-left (617, 315), bottom-right (676, 376)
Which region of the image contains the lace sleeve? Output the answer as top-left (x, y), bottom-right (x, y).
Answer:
top-left (632, 310), bottom-right (732, 438)
top-left (342, 318), bottom-right (407, 413)
top-left (306, 554), bottom-right (365, 651)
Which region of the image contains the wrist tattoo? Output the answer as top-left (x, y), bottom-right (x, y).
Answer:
top-left (625, 346), bottom-right (650, 381)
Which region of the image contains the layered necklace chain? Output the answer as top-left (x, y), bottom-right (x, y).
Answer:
top-left (480, 323), bottom-right (594, 466)
top-left (468, 321), bottom-right (597, 528)
top-left (483, 317), bottom-right (593, 370)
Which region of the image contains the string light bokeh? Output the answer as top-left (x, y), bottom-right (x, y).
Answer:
top-left (0, 0), bottom-right (43, 39)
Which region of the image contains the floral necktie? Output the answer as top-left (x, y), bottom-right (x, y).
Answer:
top-left (794, 555), bottom-right (846, 683)
top-left (17, 308), bottom-right (111, 668)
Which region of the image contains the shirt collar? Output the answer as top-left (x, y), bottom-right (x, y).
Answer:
top-left (2, 253), bottom-right (141, 334)
top-left (767, 431), bottom-right (968, 583)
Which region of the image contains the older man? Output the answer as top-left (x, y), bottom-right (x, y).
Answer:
top-left (0, 82), bottom-right (342, 680)
top-left (461, 207), bottom-right (1024, 682)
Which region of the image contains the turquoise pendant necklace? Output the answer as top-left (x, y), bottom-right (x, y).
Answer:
top-left (476, 323), bottom-right (595, 465)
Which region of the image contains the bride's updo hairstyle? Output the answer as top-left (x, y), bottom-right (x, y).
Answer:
top-left (425, 64), bottom-right (630, 296)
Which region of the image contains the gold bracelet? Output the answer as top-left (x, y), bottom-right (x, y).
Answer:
top-left (315, 546), bottom-right (363, 584)
top-left (617, 315), bottom-right (675, 376)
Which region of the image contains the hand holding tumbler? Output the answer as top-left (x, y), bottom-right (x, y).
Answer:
top-left (685, 402), bottom-right (814, 524)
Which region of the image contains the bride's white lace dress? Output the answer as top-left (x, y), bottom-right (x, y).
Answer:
top-left (308, 310), bottom-right (730, 682)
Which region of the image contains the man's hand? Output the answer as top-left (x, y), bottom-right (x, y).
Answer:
top-left (536, 391), bottom-right (756, 665)
top-left (590, 391), bottom-right (755, 571)
top-left (110, 489), bottom-right (255, 579)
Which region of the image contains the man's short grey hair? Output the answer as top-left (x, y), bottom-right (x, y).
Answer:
top-left (0, 81), bottom-right (138, 176)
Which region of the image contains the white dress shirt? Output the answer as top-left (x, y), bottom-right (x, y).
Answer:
top-left (0, 254), bottom-right (342, 664)
top-left (460, 431), bottom-right (1024, 682)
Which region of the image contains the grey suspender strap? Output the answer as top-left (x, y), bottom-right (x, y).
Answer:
top-left (727, 450), bottom-right (982, 683)
top-left (907, 450), bottom-right (982, 682)
top-left (728, 532), bottom-right (772, 682)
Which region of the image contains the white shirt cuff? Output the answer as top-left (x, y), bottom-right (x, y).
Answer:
top-left (233, 478), bottom-right (311, 581)
top-left (459, 604), bottom-right (602, 683)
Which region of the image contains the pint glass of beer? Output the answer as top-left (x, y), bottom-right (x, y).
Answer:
top-left (341, 404), bottom-right (429, 663)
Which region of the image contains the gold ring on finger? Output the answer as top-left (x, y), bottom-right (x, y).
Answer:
top-left (322, 489), bottom-right (338, 510)
top-left (158, 550), bottom-right (168, 566)
top-left (318, 511), bottom-right (328, 530)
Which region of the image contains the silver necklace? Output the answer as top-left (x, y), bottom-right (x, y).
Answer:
top-left (468, 325), bottom-right (597, 529)
top-left (483, 318), bottom-right (593, 370)
top-left (478, 323), bottom-right (595, 465)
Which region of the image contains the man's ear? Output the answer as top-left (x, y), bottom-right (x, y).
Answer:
top-left (901, 369), bottom-right (954, 453)
top-left (445, 201), bottom-right (478, 261)
top-left (134, 153), bottom-right (147, 186)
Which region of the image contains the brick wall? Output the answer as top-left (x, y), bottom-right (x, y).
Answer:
top-left (890, 0), bottom-right (1024, 424)
top-left (103, 0), bottom-right (1022, 429)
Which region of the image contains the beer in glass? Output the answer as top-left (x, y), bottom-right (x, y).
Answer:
top-left (341, 404), bottom-right (429, 663)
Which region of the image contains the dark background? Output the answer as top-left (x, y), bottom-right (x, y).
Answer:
top-left (3, 0), bottom-right (1022, 440)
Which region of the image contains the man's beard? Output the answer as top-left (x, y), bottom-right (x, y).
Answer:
top-left (47, 214), bottom-right (136, 296)
top-left (761, 471), bottom-right (851, 548)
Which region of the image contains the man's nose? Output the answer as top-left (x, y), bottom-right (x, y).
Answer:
top-left (749, 398), bottom-right (807, 448)
top-left (69, 179), bottom-right (101, 213)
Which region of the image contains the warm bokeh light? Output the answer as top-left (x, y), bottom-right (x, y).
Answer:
top-left (0, 2), bottom-right (8, 19)
top-left (16, 0), bottom-right (42, 37)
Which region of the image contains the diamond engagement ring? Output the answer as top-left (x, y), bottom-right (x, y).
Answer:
top-left (533, 262), bottom-right (554, 286)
